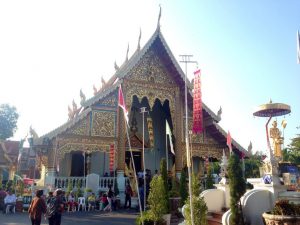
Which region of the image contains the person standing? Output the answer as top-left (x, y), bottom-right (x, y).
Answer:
top-left (47, 189), bottom-right (64, 225)
top-left (124, 183), bottom-right (133, 209)
top-left (28, 189), bottom-right (47, 225)
top-left (0, 188), bottom-right (6, 212)
top-left (103, 186), bottom-right (114, 212)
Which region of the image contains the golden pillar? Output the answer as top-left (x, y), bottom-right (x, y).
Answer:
top-left (175, 87), bottom-right (183, 173)
top-left (117, 100), bottom-right (127, 171)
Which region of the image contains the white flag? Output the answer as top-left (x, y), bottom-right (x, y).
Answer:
top-left (166, 120), bottom-right (175, 155)
top-left (297, 30), bottom-right (300, 64)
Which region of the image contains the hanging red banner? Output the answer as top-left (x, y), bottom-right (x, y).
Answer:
top-left (109, 144), bottom-right (115, 172)
top-left (192, 69), bottom-right (203, 134)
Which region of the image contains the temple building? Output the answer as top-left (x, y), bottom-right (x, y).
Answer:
top-left (0, 140), bottom-right (38, 185)
top-left (32, 19), bottom-right (248, 191)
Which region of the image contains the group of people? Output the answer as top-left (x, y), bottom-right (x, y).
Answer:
top-left (0, 182), bottom-right (135, 225)
top-left (28, 189), bottom-right (64, 225)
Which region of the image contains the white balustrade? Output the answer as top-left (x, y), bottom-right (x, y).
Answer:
top-left (51, 176), bottom-right (129, 193)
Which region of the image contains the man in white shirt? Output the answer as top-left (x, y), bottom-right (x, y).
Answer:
top-left (3, 190), bottom-right (16, 213)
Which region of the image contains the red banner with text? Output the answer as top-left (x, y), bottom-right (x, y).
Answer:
top-left (192, 69), bottom-right (203, 134)
top-left (109, 144), bottom-right (115, 172)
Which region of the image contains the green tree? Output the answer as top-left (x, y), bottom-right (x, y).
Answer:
top-left (205, 165), bottom-right (214, 189)
top-left (283, 134), bottom-right (300, 165)
top-left (179, 168), bottom-right (188, 207)
top-left (148, 175), bottom-right (168, 224)
top-left (228, 153), bottom-right (246, 225)
top-left (75, 180), bottom-right (83, 200)
top-left (66, 179), bottom-right (73, 194)
top-left (160, 158), bottom-right (169, 212)
top-left (184, 174), bottom-right (208, 225)
top-left (244, 153), bottom-right (263, 178)
top-left (169, 176), bottom-right (180, 197)
top-left (192, 174), bottom-right (201, 196)
top-left (0, 104), bottom-right (19, 140)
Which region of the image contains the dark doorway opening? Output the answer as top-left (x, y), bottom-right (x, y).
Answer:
top-left (70, 152), bottom-right (84, 177)
top-left (125, 150), bottom-right (142, 174)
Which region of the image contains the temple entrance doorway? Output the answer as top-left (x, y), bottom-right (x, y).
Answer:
top-left (128, 96), bottom-right (174, 174)
top-left (70, 152), bottom-right (84, 177)
top-left (125, 150), bottom-right (142, 174)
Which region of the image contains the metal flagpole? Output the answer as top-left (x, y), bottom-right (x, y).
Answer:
top-left (166, 127), bottom-right (169, 172)
top-left (125, 117), bottom-right (144, 224)
top-left (140, 107), bottom-right (147, 211)
top-left (180, 55), bottom-right (197, 225)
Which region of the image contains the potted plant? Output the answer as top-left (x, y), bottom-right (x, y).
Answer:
top-left (183, 174), bottom-right (208, 225)
top-left (136, 175), bottom-right (168, 225)
top-left (228, 153), bottom-right (246, 225)
top-left (262, 199), bottom-right (300, 225)
top-left (169, 176), bottom-right (180, 213)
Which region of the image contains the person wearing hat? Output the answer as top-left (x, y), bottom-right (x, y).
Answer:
top-left (28, 189), bottom-right (47, 225)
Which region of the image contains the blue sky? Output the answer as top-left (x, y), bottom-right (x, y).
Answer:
top-left (0, 1), bottom-right (299, 154)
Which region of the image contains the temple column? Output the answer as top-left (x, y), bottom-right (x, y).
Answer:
top-left (46, 145), bottom-right (56, 190)
top-left (116, 99), bottom-right (126, 172)
top-left (175, 87), bottom-right (183, 173)
top-left (117, 170), bottom-right (125, 204)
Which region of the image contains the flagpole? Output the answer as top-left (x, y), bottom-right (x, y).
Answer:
top-left (140, 106), bottom-right (147, 211)
top-left (119, 85), bottom-right (143, 224)
top-left (166, 128), bottom-right (169, 172)
top-left (180, 55), bottom-right (196, 225)
top-left (125, 116), bottom-right (144, 223)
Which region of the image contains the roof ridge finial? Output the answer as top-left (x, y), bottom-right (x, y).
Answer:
top-left (114, 60), bottom-right (119, 71)
top-left (157, 4), bottom-right (162, 30)
top-left (137, 28), bottom-right (142, 51)
top-left (126, 43), bottom-right (129, 62)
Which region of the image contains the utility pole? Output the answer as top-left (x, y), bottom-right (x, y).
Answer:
top-left (179, 54), bottom-right (197, 225)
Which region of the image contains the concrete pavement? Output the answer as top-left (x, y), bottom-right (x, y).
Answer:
top-left (0, 210), bottom-right (138, 225)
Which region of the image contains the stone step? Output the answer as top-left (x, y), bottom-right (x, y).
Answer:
top-left (207, 217), bottom-right (222, 225)
top-left (211, 211), bottom-right (224, 220)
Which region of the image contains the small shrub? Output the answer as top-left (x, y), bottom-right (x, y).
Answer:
top-left (179, 168), bottom-right (188, 207)
top-left (148, 175), bottom-right (168, 223)
top-left (272, 199), bottom-right (300, 216)
top-left (206, 165), bottom-right (214, 189)
top-left (184, 195), bottom-right (208, 225)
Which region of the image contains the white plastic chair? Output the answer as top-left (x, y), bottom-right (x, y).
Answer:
top-left (77, 197), bottom-right (86, 211)
top-left (5, 204), bottom-right (15, 214)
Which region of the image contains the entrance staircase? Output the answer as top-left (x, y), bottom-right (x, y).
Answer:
top-left (207, 211), bottom-right (225, 225)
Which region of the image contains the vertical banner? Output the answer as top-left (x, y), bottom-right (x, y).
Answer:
top-left (192, 69), bottom-right (203, 134)
top-left (227, 131), bottom-right (232, 155)
top-left (147, 117), bottom-right (154, 147)
top-left (109, 144), bottom-right (115, 172)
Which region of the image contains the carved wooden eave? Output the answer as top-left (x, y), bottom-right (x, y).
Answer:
top-left (206, 121), bottom-right (249, 158)
top-left (125, 133), bottom-right (150, 150)
top-left (81, 27), bottom-right (219, 123)
top-left (34, 108), bottom-right (92, 145)
top-left (0, 142), bottom-right (13, 166)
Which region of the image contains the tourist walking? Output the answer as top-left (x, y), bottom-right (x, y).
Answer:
top-left (28, 189), bottom-right (47, 225)
top-left (124, 183), bottom-right (133, 209)
top-left (46, 189), bottom-right (64, 225)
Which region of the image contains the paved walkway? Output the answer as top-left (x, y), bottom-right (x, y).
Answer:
top-left (1, 210), bottom-right (138, 225)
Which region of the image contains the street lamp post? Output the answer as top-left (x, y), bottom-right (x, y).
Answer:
top-left (140, 107), bottom-right (147, 211)
top-left (179, 55), bottom-right (197, 225)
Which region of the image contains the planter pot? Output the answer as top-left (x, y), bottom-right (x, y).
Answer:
top-left (262, 212), bottom-right (300, 225)
top-left (169, 197), bottom-right (181, 212)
